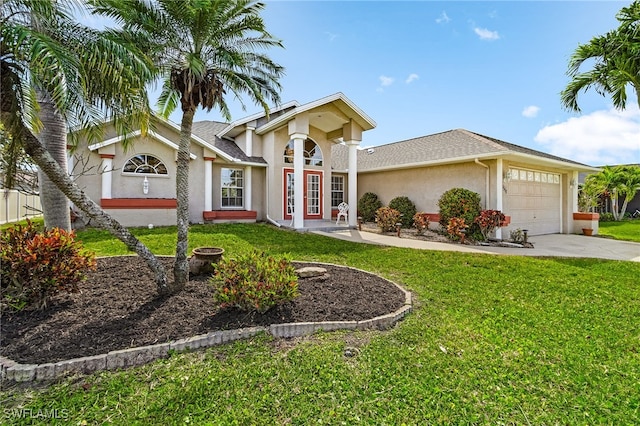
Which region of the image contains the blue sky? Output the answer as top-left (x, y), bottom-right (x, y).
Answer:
top-left (84, 1), bottom-right (640, 166)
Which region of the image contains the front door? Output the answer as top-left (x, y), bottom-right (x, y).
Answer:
top-left (284, 169), bottom-right (323, 220)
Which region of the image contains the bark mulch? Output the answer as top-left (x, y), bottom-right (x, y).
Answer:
top-left (1, 257), bottom-right (405, 365)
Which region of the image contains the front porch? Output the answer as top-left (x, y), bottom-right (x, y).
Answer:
top-left (275, 219), bottom-right (354, 233)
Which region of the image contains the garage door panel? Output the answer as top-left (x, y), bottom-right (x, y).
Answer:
top-left (505, 168), bottom-right (561, 235)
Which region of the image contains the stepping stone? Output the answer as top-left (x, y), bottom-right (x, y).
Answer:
top-left (296, 267), bottom-right (327, 278)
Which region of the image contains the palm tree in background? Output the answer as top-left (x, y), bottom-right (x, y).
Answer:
top-left (561, 1), bottom-right (640, 112)
top-left (91, 0), bottom-right (285, 289)
top-left (1, 0), bottom-right (172, 293)
top-left (583, 165), bottom-right (640, 220)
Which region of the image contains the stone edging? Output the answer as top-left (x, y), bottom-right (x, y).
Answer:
top-left (1, 262), bottom-right (412, 383)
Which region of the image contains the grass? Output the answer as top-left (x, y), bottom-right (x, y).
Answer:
top-left (2, 223), bottom-right (640, 424)
top-left (598, 219), bottom-right (640, 242)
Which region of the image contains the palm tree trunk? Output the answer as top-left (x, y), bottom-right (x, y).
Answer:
top-left (22, 129), bottom-right (172, 295)
top-left (36, 90), bottom-right (71, 231)
top-left (173, 109), bottom-right (195, 288)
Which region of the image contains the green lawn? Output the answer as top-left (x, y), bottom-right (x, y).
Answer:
top-left (2, 223), bottom-right (640, 424)
top-left (599, 219), bottom-right (640, 242)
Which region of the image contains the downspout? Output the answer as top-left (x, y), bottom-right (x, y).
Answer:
top-left (265, 167), bottom-right (281, 227)
top-left (474, 158), bottom-right (490, 209)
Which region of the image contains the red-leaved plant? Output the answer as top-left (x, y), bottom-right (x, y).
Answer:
top-left (413, 212), bottom-right (431, 235)
top-left (446, 217), bottom-right (468, 243)
top-left (474, 210), bottom-right (506, 241)
top-left (375, 207), bottom-right (402, 232)
top-left (1, 220), bottom-right (96, 310)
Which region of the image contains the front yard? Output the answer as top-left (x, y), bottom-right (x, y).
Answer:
top-left (598, 219), bottom-right (640, 242)
top-left (1, 223), bottom-right (639, 424)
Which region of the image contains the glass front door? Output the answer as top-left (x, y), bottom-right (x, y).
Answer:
top-left (283, 169), bottom-right (323, 220)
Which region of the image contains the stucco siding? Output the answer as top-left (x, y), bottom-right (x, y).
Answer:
top-left (358, 162), bottom-right (487, 213)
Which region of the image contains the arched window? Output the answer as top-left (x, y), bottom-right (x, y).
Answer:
top-left (283, 138), bottom-right (323, 166)
top-left (123, 154), bottom-right (168, 175)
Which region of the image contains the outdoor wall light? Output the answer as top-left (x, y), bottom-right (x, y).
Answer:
top-left (503, 171), bottom-right (512, 183)
top-left (143, 176), bottom-right (149, 194)
top-left (569, 178), bottom-right (576, 188)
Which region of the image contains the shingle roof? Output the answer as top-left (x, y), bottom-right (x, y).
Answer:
top-left (332, 129), bottom-right (592, 171)
top-left (191, 120), bottom-right (267, 164)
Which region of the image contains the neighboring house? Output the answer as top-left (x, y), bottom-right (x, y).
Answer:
top-left (71, 93), bottom-right (598, 237)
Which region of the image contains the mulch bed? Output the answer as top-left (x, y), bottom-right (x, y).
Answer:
top-left (0, 257), bottom-right (405, 365)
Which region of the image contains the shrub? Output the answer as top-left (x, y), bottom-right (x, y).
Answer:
top-left (437, 188), bottom-right (482, 239)
top-left (446, 217), bottom-right (468, 242)
top-left (388, 196), bottom-right (417, 228)
top-left (210, 250), bottom-right (298, 314)
top-left (1, 220), bottom-right (96, 310)
top-left (375, 207), bottom-right (402, 232)
top-left (474, 210), bottom-right (506, 241)
top-left (413, 212), bottom-right (431, 235)
top-left (599, 212), bottom-right (615, 222)
top-left (358, 192), bottom-right (383, 222)
top-left (510, 228), bottom-right (525, 244)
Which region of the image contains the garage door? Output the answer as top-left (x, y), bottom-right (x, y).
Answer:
top-left (504, 168), bottom-right (561, 235)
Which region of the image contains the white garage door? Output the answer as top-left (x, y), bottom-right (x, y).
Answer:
top-left (505, 168), bottom-right (561, 235)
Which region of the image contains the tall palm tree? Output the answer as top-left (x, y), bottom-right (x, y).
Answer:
top-left (1, 0), bottom-right (172, 293)
top-left (561, 1), bottom-right (640, 112)
top-left (92, 0), bottom-right (285, 288)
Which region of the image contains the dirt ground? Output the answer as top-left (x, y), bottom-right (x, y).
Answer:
top-left (0, 257), bottom-right (405, 364)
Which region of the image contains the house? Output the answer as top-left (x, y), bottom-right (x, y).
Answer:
top-left (72, 93), bottom-right (374, 229)
top-left (71, 93), bottom-right (599, 237)
top-left (334, 129), bottom-right (599, 237)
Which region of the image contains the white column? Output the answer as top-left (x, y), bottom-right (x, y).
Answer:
top-left (292, 134), bottom-right (305, 229)
top-left (495, 158), bottom-right (504, 239)
top-left (100, 154), bottom-right (113, 199)
top-left (346, 140), bottom-right (359, 227)
top-left (246, 126), bottom-right (255, 157)
top-left (245, 166), bottom-right (252, 211)
top-left (204, 157), bottom-right (214, 211)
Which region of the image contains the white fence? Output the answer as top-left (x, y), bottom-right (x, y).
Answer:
top-left (1, 190), bottom-right (42, 224)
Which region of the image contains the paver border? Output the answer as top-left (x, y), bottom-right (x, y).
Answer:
top-left (1, 262), bottom-right (412, 383)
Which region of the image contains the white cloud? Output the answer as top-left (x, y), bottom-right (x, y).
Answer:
top-left (474, 27), bottom-right (500, 40)
top-left (405, 73), bottom-right (419, 84)
top-left (379, 75), bottom-right (394, 87)
top-left (522, 105), bottom-right (540, 118)
top-left (436, 11), bottom-right (451, 24)
top-left (534, 107), bottom-right (640, 165)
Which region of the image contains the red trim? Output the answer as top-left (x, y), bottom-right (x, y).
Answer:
top-left (203, 156), bottom-right (216, 161)
top-left (100, 154), bottom-right (115, 159)
top-left (424, 213), bottom-right (440, 223)
top-left (283, 168), bottom-right (324, 220)
top-left (101, 198), bottom-right (177, 209)
top-left (203, 210), bottom-right (257, 220)
top-left (573, 212), bottom-right (599, 220)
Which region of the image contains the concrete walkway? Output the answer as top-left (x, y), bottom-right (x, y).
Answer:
top-left (314, 229), bottom-right (640, 262)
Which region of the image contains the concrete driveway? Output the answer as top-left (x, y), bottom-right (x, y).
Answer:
top-left (316, 230), bottom-right (640, 262)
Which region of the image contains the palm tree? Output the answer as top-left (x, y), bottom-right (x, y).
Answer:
top-left (617, 165), bottom-right (640, 215)
top-left (561, 1), bottom-right (640, 112)
top-left (92, 0), bottom-right (285, 288)
top-left (582, 165), bottom-right (640, 221)
top-left (1, 0), bottom-right (172, 293)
